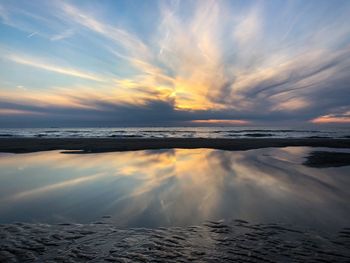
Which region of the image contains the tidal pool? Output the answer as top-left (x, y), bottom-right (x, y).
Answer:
top-left (0, 147), bottom-right (349, 231)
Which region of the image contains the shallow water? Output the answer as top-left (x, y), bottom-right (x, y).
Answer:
top-left (0, 147), bottom-right (349, 232)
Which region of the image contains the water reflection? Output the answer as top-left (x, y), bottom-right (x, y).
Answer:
top-left (0, 147), bottom-right (349, 230)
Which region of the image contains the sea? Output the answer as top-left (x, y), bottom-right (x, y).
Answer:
top-left (0, 127), bottom-right (349, 139)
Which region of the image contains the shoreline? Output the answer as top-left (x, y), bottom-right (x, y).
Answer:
top-left (0, 137), bottom-right (350, 153)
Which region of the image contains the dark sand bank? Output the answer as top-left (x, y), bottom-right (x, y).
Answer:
top-left (304, 151), bottom-right (350, 168)
top-left (1, 138), bottom-right (350, 153)
top-left (1, 220), bottom-right (350, 262)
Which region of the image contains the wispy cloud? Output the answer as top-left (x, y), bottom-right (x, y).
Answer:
top-left (50, 28), bottom-right (74, 41)
top-left (0, 4), bottom-right (10, 24)
top-left (1, 0), bottom-right (350, 126)
top-left (311, 115), bottom-right (350, 124)
top-left (311, 108), bottom-right (350, 124)
top-left (27, 31), bottom-right (38, 38)
top-left (0, 109), bottom-right (44, 116)
top-left (6, 53), bottom-right (105, 82)
top-left (59, 3), bottom-right (150, 60)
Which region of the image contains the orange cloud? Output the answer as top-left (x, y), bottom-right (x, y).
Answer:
top-left (311, 115), bottom-right (350, 124)
top-left (1, 0), bottom-right (350, 124)
top-left (0, 109), bottom-right (45, 115)
top-left (191, 119), bottom-right (250, 125)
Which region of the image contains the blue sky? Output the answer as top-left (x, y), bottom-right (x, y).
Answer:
top-left (0, 0), bottom-right (350, 127)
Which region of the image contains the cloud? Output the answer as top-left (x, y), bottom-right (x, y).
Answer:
top-left (0, 109), bottom-right (44, 116)
top-left (27, 31), bottom-right (38, 38)
top-left (0, 4), bottom-right (11, 25)
top-left (311, 115), bottom-right (350, 124)
top-left (59, 2), bottom-right (150, 60)
top-left (234, 10), bottom-right (260, 45)
top-left (50, 28), bottom-right (74, 41)
top-left (0, 2), bottom-right (55, 37)
top-left (1, 0), bottom-right (350, 126)
top-left (6, 53), bottom-right (105, 82)
top-left (311, 108), bottom-right (350, 124)
top-left (191, 119), bottom-right (250, 125)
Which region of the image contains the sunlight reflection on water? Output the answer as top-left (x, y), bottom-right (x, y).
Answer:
top-left (0, 147), bottom-right (349, 230)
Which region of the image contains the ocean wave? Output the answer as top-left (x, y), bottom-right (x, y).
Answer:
top-left (0, 127), bottom-right (348, 139)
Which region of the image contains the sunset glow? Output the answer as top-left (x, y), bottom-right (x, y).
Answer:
top-left (311, 115), bottom-right (350, 124)
top-left (191, 119), bottom-right (250, 125)
top-left (0, 0), bottom-right (349, 127)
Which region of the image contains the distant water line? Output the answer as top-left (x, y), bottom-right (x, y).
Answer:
top-left (0, 127), bottom-right (349, 139)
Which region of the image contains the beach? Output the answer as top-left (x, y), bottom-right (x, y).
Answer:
top-left (1, 138), bottom-right (350, 262)
top-left (1, 137), bottom-right (350, 153)
top-left (1, 137), bottom-right (350, 167)
top-left (1, 219), bottom-right (350, 262)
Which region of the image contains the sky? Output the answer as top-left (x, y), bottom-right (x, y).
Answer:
top-left (0, 0), bottom-right (350, 127)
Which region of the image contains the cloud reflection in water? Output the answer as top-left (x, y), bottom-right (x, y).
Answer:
top-left (0, 147), bottom-right (349, 230)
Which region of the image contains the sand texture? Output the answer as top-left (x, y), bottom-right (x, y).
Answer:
top-left (1, 219), bottom-right (350, 262)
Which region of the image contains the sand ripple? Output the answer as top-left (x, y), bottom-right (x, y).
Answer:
top-left (1, 220), bottom-right (350, 262)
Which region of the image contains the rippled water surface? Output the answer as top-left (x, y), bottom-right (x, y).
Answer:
top-left (0, 127), bottom-right (349, 138)
top-left (0, 147), bottom-right (349, 231)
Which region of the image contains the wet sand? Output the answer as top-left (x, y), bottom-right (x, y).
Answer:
top-left (304, 151), bottom-right (350, 168)
top-left (1, 139), bottom-right (350, 262)
top-left (1, 219), bottom-right (349, 262)
top-left (1, 137), bottom-right (350, 153)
